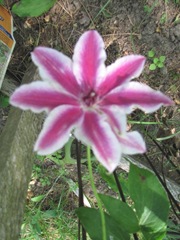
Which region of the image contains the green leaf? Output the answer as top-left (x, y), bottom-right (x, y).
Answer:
top-left (31, 194), bottom-right (45, 202)
top-left (144, 5), bottom-right (151, 13)
top-left (76, 207), bottom-right (130, 240)
top-left (99, 194), bottom-right (140, 233)
top-left (12, 0), bottom-right (56, 17)
top-left (157, 62), bottom-right (164, 68)
top-left (149, 63), bottom-right (156, 70)
top-left (148, 50), bottom-right (155, 58)
top-left (160, 13), bottom-right (166, 24)
top-left (0, 0), bottom-right (4, 4)
top-left (0, 94), bottom-right (9, 107)
top-left (42, 210), bottom-right (58, 219)
top-left (128, 164), bottom-right (170, 240)
top-left (159, 56), bottom-right (166, 62)
top-left (153, 57), bottom-right (159, 64)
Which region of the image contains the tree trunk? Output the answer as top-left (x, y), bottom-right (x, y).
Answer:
top-left (0, 64), bottom-right (43, 240)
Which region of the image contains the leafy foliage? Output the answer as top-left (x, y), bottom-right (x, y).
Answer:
top-left (0, 93), bottom-right (9, 107)
top-left (148, 50), bottom-right (166, 70)
top-left (99, 194), bottom-right (140, 233)
top-left (77, 163), bottom-right (170, 239)
top-left (128, 164), bottom-right (170, 240)
top-left (76, 207), bottom-right (130, 240)
top-left (12, 0), bottom-right (56, 17)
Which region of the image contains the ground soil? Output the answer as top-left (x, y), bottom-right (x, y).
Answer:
top-left (0, 0), bottom-right (180, 227)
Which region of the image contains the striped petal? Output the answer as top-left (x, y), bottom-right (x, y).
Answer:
top-left (31, 47), bottom-right (80, 95)
top-left (98, 55), bottom-right (146, 95)
top-left (118, 131), bottom-right (146, 155)
top-left (73, 30), bottom-right (106, 94)
top-left (74, 111), bottom-right (121, 173)
top-left (34, 105), bottom-right (83, 155)
top-left (101, 82), bottom-right (173, 113)
top-left (10, 81), bottom-right (78, 113)
top-left (100, 106), bottom-right (127, 134)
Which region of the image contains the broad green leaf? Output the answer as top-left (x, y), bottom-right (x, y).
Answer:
top-left (0, 0), bottom-right (4, 4)
top-left (159, 56), bottom-right (166, 62)
top-left (76, 207), bottom-right (130, 240)
top-left (99, 194), bottom-right (140, 233)
top-left (128, 164), bottom-right (170, 240)
top-left (149, 63), bottom-right (156, 70)
top-left (12, 0), bottom-right (56, 17)
top-left (148, 50), bottom-right (155, 58)
top-left (31, 194), bottom-right (45, 202)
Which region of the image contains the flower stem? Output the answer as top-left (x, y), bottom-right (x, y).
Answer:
top-left (113, 169), bottom-right (139, 240)
top-left (76, 139), bottom-right (86, 240)
top-left (113, 170), bottom-right (126, 202)
top-left (143, 153), bottom-right (180, 218)
top-left (87, 146), bottom-right (107, 240)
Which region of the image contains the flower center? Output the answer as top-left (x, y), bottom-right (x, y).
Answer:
top-left (83, 91), bottom-right (97, 107)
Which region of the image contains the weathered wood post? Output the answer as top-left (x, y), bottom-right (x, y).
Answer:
top-left (0, 64), bottom-right (43, 240)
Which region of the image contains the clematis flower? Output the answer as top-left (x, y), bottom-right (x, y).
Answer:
top-left (10, 30), bottom-right (173, 172)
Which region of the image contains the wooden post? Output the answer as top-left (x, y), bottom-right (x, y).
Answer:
top-left (0, 64), bottom-right (43, 239)
top-left (1, 74), bottom-right (20, 97)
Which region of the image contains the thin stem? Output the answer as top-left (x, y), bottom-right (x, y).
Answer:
top-left (113, 170), bottom-right (139, 240)
top-left (87, 146), bottom-right (107, 240)
top-left (76, 140), bottom-right (84, 208)
top-left (113, 170), bottom-right (126, 202)
top-left (78, 219), bottom-right (80, 240)
top-left (146, 133), bottom-right (180, 220)
top-left (76, 139), bottom-right (86, 240)
top-left (143, 153), bottom-right (180, 216)
top-left (133, 233), bottom-right (139, 240)
top-left (147, 133), bottom-right (180, 175)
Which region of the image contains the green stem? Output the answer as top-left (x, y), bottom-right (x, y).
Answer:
top-left (87, 146), bottom-right (107, 240)
top-left (64, 137), bottom-right (74, 164)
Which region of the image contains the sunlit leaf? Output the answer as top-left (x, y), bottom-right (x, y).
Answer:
top-left (159, 56), bottom-right (166, 62)
top-left (149, 63), bottom-right (156, 70)
top-left (12, 0), bottom-right (56, 17)
top-left (31, 194), bottom-right (45, 202)
top-left (148, 50), bottom-right (155, 58)
top-left (129, 164), bottom-right (170, 240)
top-left (158, 62), bottom-right (164, 68)
top-left (99, 194), bottom-right (140, 233)
top-left (153, 58), bottom-right (159, 64)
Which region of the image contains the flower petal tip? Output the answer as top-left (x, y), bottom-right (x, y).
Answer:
top-left (101, 160), bottom-right (119, 174)
top-left (108, 163), bottom-right (119, 173)
top-left (164, 98), bottom-right (174, 106)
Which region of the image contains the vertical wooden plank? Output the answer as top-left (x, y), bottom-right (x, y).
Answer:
top-left (0, 64), bottom-right (43, 239)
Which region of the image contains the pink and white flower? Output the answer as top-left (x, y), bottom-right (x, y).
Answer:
top-left (10, 30), bottom-right (173, 172)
